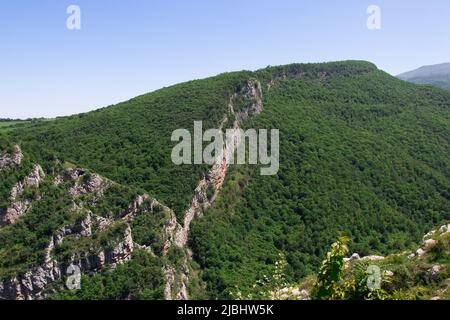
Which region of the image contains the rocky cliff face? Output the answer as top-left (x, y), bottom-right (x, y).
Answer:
top-left (175, 80), bottom-right (263, 248)
top-left (163, 80), bottom-right (265, 299)
top-left (0, 222), bottom-right (134, 300)
top-left (0, 145), bottom-right (23, 171)
top-left (69, 171), bottom-right (110, 198)
top-left (0, 164), bottom-right (45, 227)
top-left (0, 162), bottom-right (141, 300)
top-left (66, 224), bottom-right (134, 272)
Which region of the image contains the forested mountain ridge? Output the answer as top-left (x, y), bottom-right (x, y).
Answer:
top-left (1, 61), bottom-right (450, 300)
top-left (190, 63), bottom-right (450, 298)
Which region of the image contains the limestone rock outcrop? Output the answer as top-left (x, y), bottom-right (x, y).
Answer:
top-left (0, 145), bottom-right (23, 171)
top-left (0, 164), bottom-right (45, 227)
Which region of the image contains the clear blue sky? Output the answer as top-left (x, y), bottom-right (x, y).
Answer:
top-left (1, 0), bottom-right (449, 119)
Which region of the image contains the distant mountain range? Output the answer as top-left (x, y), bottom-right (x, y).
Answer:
top-left (398, 63), bottom-right (450, 90)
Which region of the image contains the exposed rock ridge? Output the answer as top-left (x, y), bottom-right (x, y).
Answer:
top-left (69, 171), bottom-right (110, 198)
top-left (0, 221), bottom-right (134, 300)
top-left (0, 164), bottom-right (45, 227)
top-left (0, 80), bottom-right (266, 301)
top-left (0, 145), bottom-right (23, 171)
top-left (0, 168), bottom-right (155, 300)
top-left (174, 79), bottom-right (263, 248)
top-left (165, 80), bottom-right (264, 300)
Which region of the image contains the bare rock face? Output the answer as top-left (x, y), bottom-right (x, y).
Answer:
top-left (174, 179), bottom-right (209, 248)
top-left (120, 195), bottom-right (181, 256)
top-left (163, 262), bottom-right (189, 301)
top-left (163, 210), bottom-right (182, 254)
top-left (416, 248), bottom-right (426, 257)
top-left (0, 201), bottom-right (32, 227)
top-left (270, 287), bottom-right (310, 300)
top-left (105, 225), bottom-right (134, 266)
top-left (0, 237), bottom-right (61, 300)
top-left (344, 253), bottom-right (361, 264)
top-left (344, 253), bottom-right (384, 266)
top-left (0, 164), bottom-right (45, 227)
top-left (174, 80), bottom-right (264, 250)
top-left (66, 224), bottom-right (134, 272)
top-left (53, 175), bottom-right (64, 186)
top-left (360, 255), bottom-right (385, 262)
top-left (384, 270), bottom-right (394, 277)
top-left (56, 212), bottom-right (95, 240)
top-left (439, 224), bottom-right (450, 235)
top-left (10, 164), bottom-right (45, 199)
top-left (234, 80), bottom-right (264, 122)
top-left (423, 239), bottom-right (438, 250)
top-left (0, 221), bottom-right (135, 300)
top-left (120, 194), bottom-right (150, 220)
top-left (69, 172), bottom-right (109, 198)
top-left (423, 224), bottom-right (450, 240)
top-left (175, 255), bottom-right (190, 300)
top-left (427, 265), bottom-right (441, 282)
top-left (0, 163), bottom-right (158, 300)
top-left (163, 266), bottom-right (177, 300)
top-left (0, 174), bottom-right (141, 301)
top-left (0, 145), bottom-right (23, 171)
top-left (24, 165), bottom-right (45, 189)
top-left (409, 224), bottom-right (450, 259)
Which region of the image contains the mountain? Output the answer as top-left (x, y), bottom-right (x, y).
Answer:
top-left (1, 61), bottom-right (449, 300)
top-left (398, 63), bottom-right (450, 91)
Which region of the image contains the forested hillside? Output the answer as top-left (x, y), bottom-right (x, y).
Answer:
top-left (1, 61), bottom-right (449, 300)
top-left (190, 62), bottom-right (450, 298)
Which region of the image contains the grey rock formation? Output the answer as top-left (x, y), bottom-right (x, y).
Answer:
top-left (0, 222), bottom-right (134, 300)
top-left (0, 145), bottom-right (23, 171)
top-left (69, 172), bottom-right (109, 198)
top-left (409, 223), bottom-right (450, 259)
top-left (0, 164), bottom-right (45, 227)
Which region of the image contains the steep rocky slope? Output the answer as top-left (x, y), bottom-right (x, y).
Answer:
top-left (0, 144), bottom-right (168, 299)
